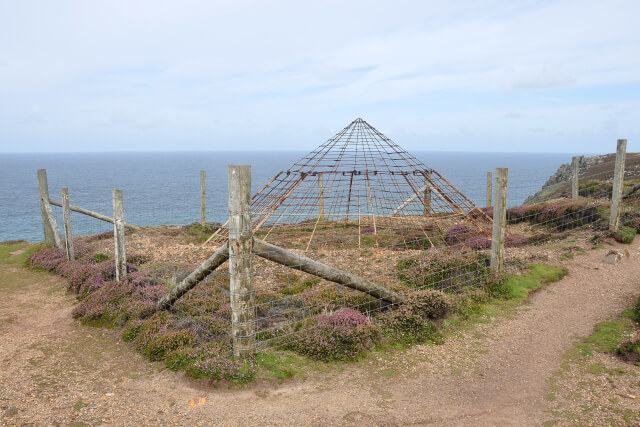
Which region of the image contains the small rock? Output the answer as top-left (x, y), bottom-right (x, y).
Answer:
top-left (2, 406), bottom-right (18, 418)
top-left (603, 249), bottom-right (630, 264)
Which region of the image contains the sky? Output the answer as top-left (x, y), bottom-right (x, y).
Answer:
top-left (0, 0), bottom-right (639, 153)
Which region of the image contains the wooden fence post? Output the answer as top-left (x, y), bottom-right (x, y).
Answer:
top-left (61, 187), bottom-right (75, 261)
top-left (37, 169), bottom-right (61, 247)
top-left (486, 171), bottom-right (492, 207)
top-left (228, 165), bottom-right (255, 357)
top-left (318, 172), bottom-right (325, 219)
top-left (112, 189), bottom-right (126, 282)
top-left (424, 171), bottom-right (432, 215)
top-left (490, 168), bottom-right (508, 273)
top-left (200, 170), bottom-right (206, 226)
top-left (609, 139), bottom-right (627, 232)
top-left (571, 156), bottom-right (581, 200)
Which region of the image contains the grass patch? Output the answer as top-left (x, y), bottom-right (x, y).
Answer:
top-left (73, 400), bottom-right (88, 411)
top-left (183, 222), bottom-right (220, 243)
top-left (442, 264), bottom-right (567, 334)
top-left (503, 264), bottom-right (568, 301)
top-left (586, 362), bottom-right (607, 375)
top-left (256, 352), bottom-right (308, 381)
top-left (612, 226), bottom-right (636, 244)
top-left (0, 241), bottom-right (39, 267)
top-left (584, 321), bottom-right (628, 353)
top-left (89, 253), bottom-right (110, 264)
top-left (546, 295), bottom-right (640, 426)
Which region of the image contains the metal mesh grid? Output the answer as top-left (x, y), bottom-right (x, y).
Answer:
top-left (36, 132), bottom-right (638, 358)
top-left (205, 118), bottom-right (492, 250)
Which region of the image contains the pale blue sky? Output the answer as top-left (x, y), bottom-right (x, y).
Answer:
top-left (0, 0), bottom-right (638, 153)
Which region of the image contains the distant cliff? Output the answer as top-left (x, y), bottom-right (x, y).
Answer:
top-left (525, 153), bottom-right (640, 204)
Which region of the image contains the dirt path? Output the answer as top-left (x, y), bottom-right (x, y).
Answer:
top-left (1, 241), bottom-right (640, 426)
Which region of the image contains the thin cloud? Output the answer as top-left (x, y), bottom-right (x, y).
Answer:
top-left (0, 0), bottom-right (638, 152)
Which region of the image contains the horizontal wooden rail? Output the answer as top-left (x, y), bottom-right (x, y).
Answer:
top-left (48, 198), bottom-right (141, 230)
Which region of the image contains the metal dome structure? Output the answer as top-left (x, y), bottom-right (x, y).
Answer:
top-left (205, 118), bottom-right (491, 250)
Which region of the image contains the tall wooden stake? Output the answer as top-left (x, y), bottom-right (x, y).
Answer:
top-left (37, 169), bottom-right (61, 247)
top-left (423, 171), bottom-right (432, 215)
top-left (486, 171), bottom-right (492, 207)
top-left (228, 165), bottom-right (255, 357)
top-left (571, 156), bottom-right (581, 200)
top-left (357, 195), bottom-right (361, 249)
top-left (61, 187), bottom-right (75, 261)
top-left (112, 189), bottom-right (126, 282)
top-left (200, 170), bottom-right (206, 226)
top-left (490, 168), bottom-right (508, 273)
top-left (318, 173), bottom-right (325, 219)
top-left (364, 171), bottom-right (378, 247)
top-left (609, 139), bottom-right (627, 232)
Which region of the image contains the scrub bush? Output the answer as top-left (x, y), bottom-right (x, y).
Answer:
top-left (397, 252), bottom-right (490, 291)
top-left (287, 309), bottom-right (381, 361)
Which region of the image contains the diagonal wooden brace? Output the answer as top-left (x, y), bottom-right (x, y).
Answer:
top-left (156, 242), bottom-right (229, 311)
top-left (253, 238), bottom-right (404, 305)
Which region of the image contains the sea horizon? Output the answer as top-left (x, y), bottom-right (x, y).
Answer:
top-left (0, 150), bottom-right (588, 243)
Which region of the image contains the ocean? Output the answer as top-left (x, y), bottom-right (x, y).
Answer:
top-left (0, 151), bottom-right (574, 243)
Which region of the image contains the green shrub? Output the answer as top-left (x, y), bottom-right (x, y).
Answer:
top-left (126, 254), bottom-right (149, 265)
top-left (631, 296), bottom-right (640, 323)
top-left (183, 222), bottom-right (221, 242)
top-left (381, 309), bottom-right (443, 345)
top-left (135, 311), bottom-right (172, 350)
top-left (122, 319), bottom-right (144, 342)
top-left (186, 343), bottom-right (256, 382)
top-left (299, 285), bottom-right (383, 314)
top-left (616, 339), bottom-right (640, 363)
top-left (450, 288), bottom-right (492, 319)
top-left (143, 329), bottom-right (196, 361)
top-left (72, 276), bottom-right (165, 326)
top-left (397, 252), bottom-right (490, 292)
top-left (279, 276), bottom-right (318, 295)
top-left (507, 200), bottom-right (600, 231)
top-left (287, 309), bottom-right (382, 361)
top-left (90, 253), bottom-right (110, 263)
top-left (165, 347), bottom-right (197, 371)
top-left (579, 180), bottom-right (612, 198)
top-left (380, 289), bottom-right (449, 345)
top-left (403, 289), bottom-right (451, 320)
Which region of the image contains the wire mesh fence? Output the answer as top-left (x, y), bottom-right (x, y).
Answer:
top-left (33, 130), bottom-right (639, 362)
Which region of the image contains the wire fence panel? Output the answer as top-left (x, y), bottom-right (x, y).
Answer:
top-left (33, 136), bottom-right (640, 359)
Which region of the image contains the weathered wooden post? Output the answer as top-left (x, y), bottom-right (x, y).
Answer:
top-left (318, 172), bottom-right (325, 219)
top-left (486, 171), bottom-right (492, 207)
top-left (61, 187), bottom-right (75, 261)
top-left (609, 139), bottom-right (627, 232)
top-left (37, 169), bottom-right (62, 247)
top-left (200, 170), bottom-right (206, 226)
top-left (423, 171), bottom-right (432, 215)
top-left (490, 168), bottom-right (508, 273)
top-left (112, 189), bottom-right (127, 282)
top-left (228, 165), bottom-right (255, 357)
top-left (571, 156), bottom-right (582, 200)
top-left (357, 195), bottom-right (361, 249)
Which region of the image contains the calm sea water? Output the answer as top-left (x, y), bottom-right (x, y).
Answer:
top-left (0, 151), bottom-right (573, 242)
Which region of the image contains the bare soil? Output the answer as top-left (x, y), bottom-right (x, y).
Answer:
top-left (1, 240), bottom-right (640, 426)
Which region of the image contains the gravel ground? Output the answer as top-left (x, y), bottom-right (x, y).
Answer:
top-left (1, 239), bottom-right (639, 426)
